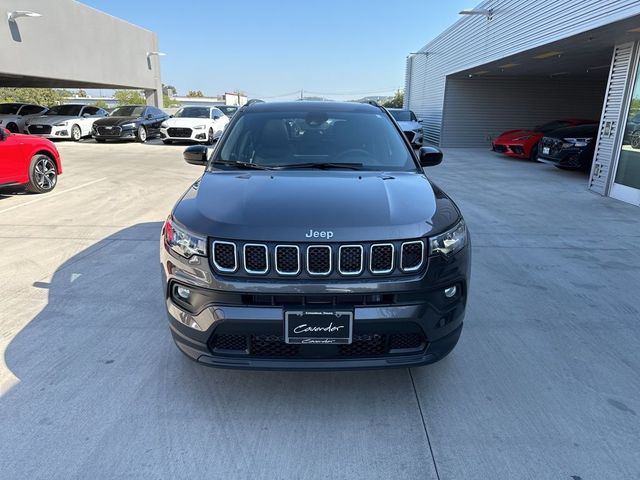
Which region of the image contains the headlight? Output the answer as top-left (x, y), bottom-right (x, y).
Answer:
top-left (563, 137), bottom-right (594, 147)
top-left (513, 135), bottom-right (532, 141)
top-left (54, 122), bottom-right (68, 127)
top-left (121, 123), bottom-right (136, 129)
top-left (164, 218), bottom-right (207, 258)
top-left (429, 219), bottom-right (467, 256)
top-left (193, 125), bottom-right (206, 130)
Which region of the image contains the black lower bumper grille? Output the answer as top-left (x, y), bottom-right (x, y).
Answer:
top-left (404, 131), bottom-right (415, 143)
top-left (96, 126), bottom-right (122, 136)
top-left (28, 125), bottom-right (52, 134)
top-left (168, 127), bottom-right (192, 138)
top-left (209, 330), bottom-right (427, 359)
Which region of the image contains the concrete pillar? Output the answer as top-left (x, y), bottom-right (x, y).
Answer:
top-left (145, 87), bottom-right (163, 108)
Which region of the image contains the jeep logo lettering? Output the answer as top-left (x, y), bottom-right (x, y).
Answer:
top-left (305, 229), bottom-right (334, 240)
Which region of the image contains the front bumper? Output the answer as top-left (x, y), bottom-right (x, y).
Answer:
top-left (92, 126), bottom-right (137, 140)
top-left (160, 239), bottom-right (470, 370)
top-left (27, 125), bottom-right (72, 139)
top-left (537, 148), bottom-right (592, 170)
top-left (492, 142), bottom-right (529, 159)
top-left (160, 127), bottom-right (209, 143)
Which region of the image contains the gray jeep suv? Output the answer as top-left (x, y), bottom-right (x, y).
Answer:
top-left (160, 101), bottom-right (470, 370)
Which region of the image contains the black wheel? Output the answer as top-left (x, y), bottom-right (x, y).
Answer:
top-left (26, 154), bottom-right (57, 193)
top-left (95, 138), bottom-right (106, 143)
top-left (137, 125), bottom-right (147, 143)
top-left (162, 139), bottom-right (173, 145)
top-left (207, 128), bottom-right (215, 146)
top-left (71, 124), bottom-right (82, 142)
top-left (6, 122), bottom-right (19, 133)
top-left (528, 142), bottom-right (539, 161)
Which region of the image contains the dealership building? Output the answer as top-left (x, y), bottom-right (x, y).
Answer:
top-left (1, 0), bottom-right (163, 106)
top-left (405, 0), bottom-right (640, 207)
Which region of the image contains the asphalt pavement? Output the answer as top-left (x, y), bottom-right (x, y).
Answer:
top-left (0, 139), bottom-right (639, 479)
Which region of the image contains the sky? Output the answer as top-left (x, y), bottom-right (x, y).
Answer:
top-left (82, 0), bottom-right (471, 101)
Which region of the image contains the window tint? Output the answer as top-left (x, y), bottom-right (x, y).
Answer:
top-left (19, 105), bottom-right (46, 115)
top-left (211, 108), bottom-right (223, 119)
top-left (216, 109), bottom-right (415, 171)
top-left (175, 107), bottom-right (211, 119)
top-left (389, 110), bottom-right (412, 122)
top-left (82, 106), bottom-right (99, 116)
top-left (46, 105), bottom-right (83, 116)
top-left (0, 103), bottom-right (23, 115)
top-left (111, 106), bottom-right (146, 117)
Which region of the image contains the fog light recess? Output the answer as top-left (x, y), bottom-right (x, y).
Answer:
top-left (444, 286), bottom-right (457, 298)
top-left (176, 285), bottom-right (191, 300)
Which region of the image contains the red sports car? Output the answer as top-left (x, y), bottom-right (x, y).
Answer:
top-left (0, 127), bottom-right (62, 193)
top-left (493, 119), bottom-right (594, 161)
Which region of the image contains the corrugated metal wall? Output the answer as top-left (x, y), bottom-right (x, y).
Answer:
top-left (406, 0), bottom-right (640, 145)
top-left (440, 76), bottom-right (607, 147)
top-left (589, 42), bottom-right (638, 194)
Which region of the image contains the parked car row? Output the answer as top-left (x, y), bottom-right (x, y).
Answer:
top-left (493, 119), bottom-right (598, 171)
top-left (0, 102), bottom-right (235, 145)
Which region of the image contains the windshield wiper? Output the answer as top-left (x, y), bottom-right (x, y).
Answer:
top-left (271, 162), bottom-right (364, 170)
top-left (212, 160), bottom-right (272, 170)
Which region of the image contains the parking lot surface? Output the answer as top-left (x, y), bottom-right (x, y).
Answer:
top-left (1, 140), bottom-right (639, 479)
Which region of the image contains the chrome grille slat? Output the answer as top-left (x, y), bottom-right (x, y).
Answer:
top-left (338, 245), bottom-right (363, 275)
top-left (306, 245), bottom-right (332, 276)
top-left (244, 243), bottom-right (269, 274)
top-left (275, 245), bottom-right (300, 275)
top-left (370, 243), bottom-right (394, 274)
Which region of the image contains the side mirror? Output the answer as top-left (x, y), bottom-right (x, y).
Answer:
top-left (183, 145), bottom-right (209, 166)
top-left (418, 146), bottom-right (443, 167)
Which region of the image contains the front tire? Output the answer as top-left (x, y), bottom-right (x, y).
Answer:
top-left (137, 125), bottom-right (147, 143)
top-left (26, 154), bottom-right (57, 194)
top-left (71, 124), bottom-right (82, 142)
top-left (207, 128), bottom-right (215, 146)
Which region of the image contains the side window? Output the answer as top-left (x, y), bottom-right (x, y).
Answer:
top-left (411, 112), bottom-right (418, 122)
top-left (153, 107), bottom-right (165, 118)
top-left (83, 106), bottom-right (99, 116)
top-left (20, 105), bottom-right (46, 115)
top-left (212, 109), bottom-right (222, 119)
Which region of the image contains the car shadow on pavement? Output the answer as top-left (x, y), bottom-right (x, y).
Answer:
top-left (0, 222), bottom-right (445, 479)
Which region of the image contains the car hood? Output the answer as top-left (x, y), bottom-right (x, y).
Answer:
top-left (164, 117), bottom-right (211, 128)
top-left (545, 124), bottom-right (599, 139)
top-left (30, 115), bottom-right (78, 125)
top-left (396, 120), bottom-right (421, 131)
top-left (173, 170), bottom-right (459, 242)
top-left (495, 129), bottom-right (541, 141)
top-left (94, 116), bottom-right (139, 126)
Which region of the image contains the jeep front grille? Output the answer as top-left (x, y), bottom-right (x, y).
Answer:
top-left (211, 239), bottom-right (427, 279)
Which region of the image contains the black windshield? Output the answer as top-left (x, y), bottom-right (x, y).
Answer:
top-left (46, 105), bottom-right (83, 116)
top-left (174, 107), bottom-right (211, 119)
top-left (215, 109), bottom-right (416, 171)
top-left (111, 106), bottom-right (145, 117)
top-left (0, 104), bottom-right (23, 115)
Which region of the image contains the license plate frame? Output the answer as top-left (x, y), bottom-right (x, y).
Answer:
top-left (542, 146), bottom-right (550, 155)
top-left (284, 310), bottom-right (353, 345)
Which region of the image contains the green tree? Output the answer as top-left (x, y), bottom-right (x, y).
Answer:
top-left (187, 90), bottom-right (204, 97)
top-left (163, 94), bottom-right (180, 107)
top-left (381, 90), bottom-right (404, 109)
top-left (114, 89), bottom-right (145, 106)
top-left (0, 87), bottom-right (64, 106)
top-left (76, 89), bottom-right (88, 98)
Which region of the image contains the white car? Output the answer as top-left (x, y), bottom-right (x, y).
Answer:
top-left (160, 106), bottom-right (230, 145)
top-left (387, 108), bottom-right (424, 147)
top-left (0, 103), bottom-right (49, 134)
top-left (26, 104), bottom-right (108, 141)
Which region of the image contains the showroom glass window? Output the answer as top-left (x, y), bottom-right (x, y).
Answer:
top-left (616, 65), bottom-right (640, 189)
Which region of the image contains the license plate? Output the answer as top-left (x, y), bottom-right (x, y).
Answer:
top-left (542, 146), bottom-right (550, 155)
top-left (285, 310), bottom-right (353, 344)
